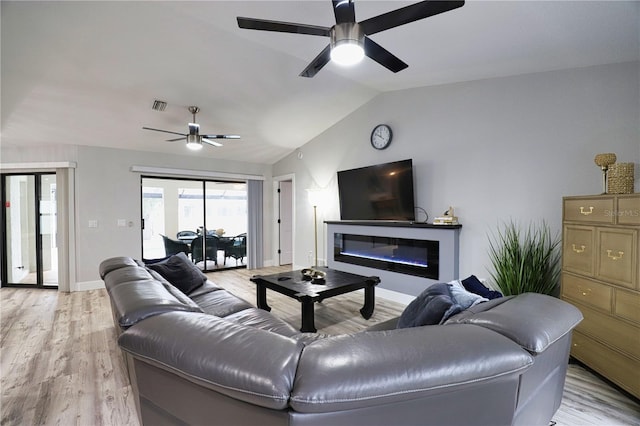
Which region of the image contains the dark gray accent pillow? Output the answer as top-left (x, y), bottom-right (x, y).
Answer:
top-left (146, 252), bottom-right (207, 295)
top-left (397, 283), bottom-right (463, 329)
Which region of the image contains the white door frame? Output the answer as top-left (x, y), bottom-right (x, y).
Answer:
top-left (272, 174), bottom-right (295, 267)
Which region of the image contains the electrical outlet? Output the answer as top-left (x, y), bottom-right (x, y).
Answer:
top-left (88, 220), bottom-right (98, 228)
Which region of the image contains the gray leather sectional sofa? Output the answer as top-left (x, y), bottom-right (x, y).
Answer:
top-left (99, 256), bottom-right (582, 426)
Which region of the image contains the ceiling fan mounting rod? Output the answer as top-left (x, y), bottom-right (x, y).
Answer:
top-left (188, 106), bottom-right (200, 122)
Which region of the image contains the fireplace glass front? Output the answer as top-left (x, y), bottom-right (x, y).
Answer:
top-left (334, 233), bottom-right (439, 280)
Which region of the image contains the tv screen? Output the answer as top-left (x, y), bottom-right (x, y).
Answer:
top-left (337, 159), bottom-right (415, 221)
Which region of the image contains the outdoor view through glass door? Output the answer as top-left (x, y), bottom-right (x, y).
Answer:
top-left (2, 174), bottom-right (58, 287)
top-left (141, 177), bottom-right (248, 272)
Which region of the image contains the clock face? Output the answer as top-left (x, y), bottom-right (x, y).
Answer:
top-left (371, 124), bottom-right (392, 150)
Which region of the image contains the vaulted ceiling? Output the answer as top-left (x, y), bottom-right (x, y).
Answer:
top-left (2, 1), bottom-right (638, 164)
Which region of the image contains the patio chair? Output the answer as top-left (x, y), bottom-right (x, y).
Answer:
top-left (224, 233), bottom-right (247, 266)
top-left (191, 235), bottom-right (218, 266)
top-left (161, 234), bottom-right (190, 257)
top-left (176, 230), bottom-right (198, 241)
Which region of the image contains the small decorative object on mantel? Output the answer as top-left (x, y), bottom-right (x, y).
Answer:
top-left (434, 206), bottom-right (459, 225)
top-left (594, 153), bottom-right (617, 194)
top-left (607, 162), bottom-right (635, 194)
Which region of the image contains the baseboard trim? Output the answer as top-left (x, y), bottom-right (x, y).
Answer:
top-left (73, 280), bottom-right (105, 292)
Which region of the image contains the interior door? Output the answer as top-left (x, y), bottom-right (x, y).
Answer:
top-left (2, 173), bottom-right (58, 287)
top-left (278, 180), bottom-right (293, 265)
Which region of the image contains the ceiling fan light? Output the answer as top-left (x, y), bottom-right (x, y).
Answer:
top-left (330, 23), bottom-right (364, 67)
top-left (186, 134), bottom-right (203, 150)
top-left (331, 42), bottom-right (364, 66)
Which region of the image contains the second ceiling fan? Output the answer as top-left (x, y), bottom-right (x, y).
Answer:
top-left (142, 106), bottom-right (240, 151)
top-left (237, 0), bottom-right (464, 78)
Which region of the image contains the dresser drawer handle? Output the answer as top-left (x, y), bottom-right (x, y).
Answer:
top-left (606, 250), bottom-right (624, 261)
top-left (578, 286), bottom-right (591, 297)
top-left (572, 244), bottom-right (586, 253)
top-left (579, 206), bottom-right (594, 215)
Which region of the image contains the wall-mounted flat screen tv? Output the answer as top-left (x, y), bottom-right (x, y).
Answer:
top-left (337, 159), bottom-right (415, 221)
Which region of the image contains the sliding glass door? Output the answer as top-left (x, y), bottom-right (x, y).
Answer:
top-left (141, 177), bottom-right (248, 271)
top-left (2, 174), bottom-right (58, 288)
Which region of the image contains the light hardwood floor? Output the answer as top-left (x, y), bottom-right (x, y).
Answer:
top-left (1, 265), bottom-right (639, 426)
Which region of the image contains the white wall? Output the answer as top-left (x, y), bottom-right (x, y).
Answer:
top-left (2, 145), bottom-right (273, 285)
top-left (272, 61), bottom-right (640, 287)
top-left (2, 62), bottom-right (638, 291)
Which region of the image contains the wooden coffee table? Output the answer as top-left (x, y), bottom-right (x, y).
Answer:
top-left (250, 267), bottom-right (380, 332)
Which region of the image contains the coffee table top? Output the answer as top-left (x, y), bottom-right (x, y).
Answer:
top-left (251, 267), bottom-right (380, 300)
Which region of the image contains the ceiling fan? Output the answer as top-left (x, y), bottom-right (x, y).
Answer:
top-left (237, 0), bottom-right (464, 78)
top-left (142, 106), bottom-right (240, 150)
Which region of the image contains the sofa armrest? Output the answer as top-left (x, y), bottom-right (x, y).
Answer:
top-left (118, 311), bottom-right (304, 410)
top-left (290, 324), bottom-right (533, 413)
top-left (446, 293), bottom-right (583, 353)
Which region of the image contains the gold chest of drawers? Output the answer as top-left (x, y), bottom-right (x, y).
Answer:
top-left (561, 194), bottom-right (640, 398)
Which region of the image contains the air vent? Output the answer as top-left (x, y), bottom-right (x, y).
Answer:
top-left (151, 100), bottom-right (167, 111)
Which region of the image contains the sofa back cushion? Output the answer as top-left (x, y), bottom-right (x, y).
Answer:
top-left (118, 312), bottom-right (304, 410)
top-left (109, 279), bottom-right (203, 328)
top-left (99, 256), bottom-right (141, 279)
top-left (290, 324), bottom-right (532, 413)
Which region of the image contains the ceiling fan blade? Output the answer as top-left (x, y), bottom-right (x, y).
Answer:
top-left (202, 138), bottom-right (224, 147)
top-left (359, 0), bottom-right (465, 36)
top-left (202, 134), bottom-right (241, 139)
top-left (364, 37), bottom-right (408, 73)
top-left (237, 17), bottom-right (330, 37)
top-left (142, 127), bottom-right (187, 137)
top-left (166, 137), bottom-right (185, 142)
top-left (299, 44), bottom-right (331, 78)
top-left (332, 0), bottom-right (356, 24)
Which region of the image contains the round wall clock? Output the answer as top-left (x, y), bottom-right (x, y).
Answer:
top-left (370, 124), bottom-right (393, 150)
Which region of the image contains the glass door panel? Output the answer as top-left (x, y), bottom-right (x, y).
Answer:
top-left (142, 178), bottom-right (204, 262)
top-left (40, 175), bottom-right (58, 286)
top-left (205, 181), bottom-right (248, 268)
top-left (141, 177), bottom-right (247, 271)
top-left (3, 174), bottom-right (58, 287)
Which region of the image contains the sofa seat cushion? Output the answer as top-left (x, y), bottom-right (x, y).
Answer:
top-left (118, 312), bottom-right (304, 410)
top-left (109, 279), bottom-right (203, 328)
top-left (186, 280), bottom-right (223, 298)
top-left (224, 308), bottom-right (299, 337)
top-left (446, 293), bottom-right (583, 353)
top-left (190, 289), bottom-right (254, 318)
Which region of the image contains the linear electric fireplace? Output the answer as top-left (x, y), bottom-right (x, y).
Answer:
top-left (326, 221), bottom-right (461, 297)
top-left (334, 234), bottom-right (439, 280)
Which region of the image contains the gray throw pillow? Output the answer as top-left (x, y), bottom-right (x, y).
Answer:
top-left (146, 252), bottom-right (207, 294)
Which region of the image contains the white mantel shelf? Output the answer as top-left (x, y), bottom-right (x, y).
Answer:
top-left (326, 221), bottom-right (461, 297)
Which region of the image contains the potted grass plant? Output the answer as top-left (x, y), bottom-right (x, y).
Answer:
top-left (487, 220), bottom-right (561, 296)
